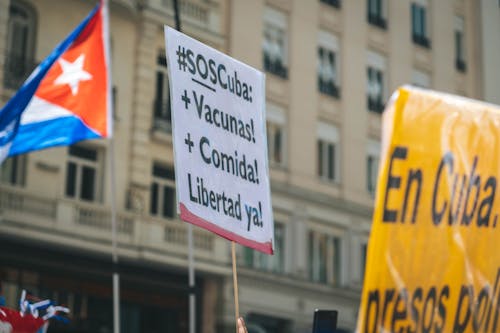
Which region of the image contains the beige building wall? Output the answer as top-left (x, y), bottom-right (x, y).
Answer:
top-left (0, 0), bottom-right (490, 332)
top-left (0, 0), bottom-right (9, 98)
top-left (227, 0), bottom-right (484, 331)
top-left (479, 0), bottom-right (500, 105)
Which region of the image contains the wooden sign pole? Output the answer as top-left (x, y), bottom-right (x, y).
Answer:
top-left (231, 241), bottom-right (240, 333)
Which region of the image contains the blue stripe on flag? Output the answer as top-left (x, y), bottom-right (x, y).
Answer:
top-left (9, 116), bottom-right (100, 156)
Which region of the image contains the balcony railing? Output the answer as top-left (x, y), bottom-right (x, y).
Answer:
top-left (0, 184), bottom-right (56, 219)
top-left (75, 202), bottom-right (134, 235)
top-left (164, 225), bottom-right (214, 252)
top-left (153, 99), bottom-right (172, 133)
top-left (320, 0), bottom-right (341, 9)
top-left (412, 34), bottom-right (431, 49)
top-left (318, 79), bottom-right (340, 99)
top-left (161, 0), bottom-right (210, 27)
top-left (0, 184), bottom-right (221, 265)
top-left (367, 97), bottom-right (385, 114)
top-left (368, 13), bottom-right (387, 30)
top-left (263, 54), bottom-right (288, 79)
top-left (455, 59), bottom-right (467, 73)
top-left (3, 53), bottom-right (37, 90)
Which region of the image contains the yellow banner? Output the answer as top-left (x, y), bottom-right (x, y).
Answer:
top-left (357, 86), bottom-right (500, 333)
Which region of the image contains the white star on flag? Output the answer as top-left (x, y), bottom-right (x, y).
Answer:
top-left (54, 54), bottom-right (92, 95)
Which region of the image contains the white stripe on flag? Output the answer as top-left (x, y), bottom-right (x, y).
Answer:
top-left (20, 97), bottom-right (73, 125)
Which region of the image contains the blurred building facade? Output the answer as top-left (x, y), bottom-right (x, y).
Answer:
top-left (0, 0), bottom-right (493, 332)
top-left (478, 0), bottom-right (500, 106)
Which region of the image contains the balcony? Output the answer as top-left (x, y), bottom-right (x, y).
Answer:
top-left (368, 13), bottom-right (387, 30)
top-left (152, 99), bottom-right (172, 133)
top-left (263, 54), bottom-right (288, 79)
top-left (320, 0), bottom-right (341, 9)
top-left (0, 184), bottom-right (227, 272)
top-left (455, 59), bottom-right (467, 73)
top-left (318, 79), bottom-right (340, 99)
top-left (160, 0), bottom-right (209, 23)
top-left (412, 34), bottom-right (431, 49)
top-left (367, 97), bottom-right (384, 114)
top-left (158, 0), bottom-right (222, 36)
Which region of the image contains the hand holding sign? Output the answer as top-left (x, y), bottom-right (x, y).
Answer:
top-left (165, 26), bottom-right (274, 333)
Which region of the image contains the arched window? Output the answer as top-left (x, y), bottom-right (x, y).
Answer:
top-left (4, 1), bottom-right (37, 89)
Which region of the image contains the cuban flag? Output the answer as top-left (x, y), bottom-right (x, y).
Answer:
top-left (0, 0), bottom-right (112, 164)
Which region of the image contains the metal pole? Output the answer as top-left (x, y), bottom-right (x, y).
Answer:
top-left (109, 138), bottom-right (120, 333)
top-left (112, 272), bottom-right (120, 333)
top-left (173, 0), bottom-right (181, 31)
top-left (231, 242), bottom-right (240, 333)
top-left (102, 1), bottom-right (120, 332)
top-left (188, 224), bottom-right (196, 333)
top-left (171, 3), bottom-right (195, 333)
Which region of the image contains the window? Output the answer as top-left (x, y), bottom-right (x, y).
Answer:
top-left (267, 122), bottom-right (284, 166)
top-left (4, 1), bottom-right (37, 89)
top-left (318, 31), bottom-right (340, 98)
top-left (361, 243), bottom-right (368, 281)
top-left (366, 51), bottom-right (386, 113)
top-left (0, 155), bottom-right (27, 186)
top-left (367, 68), bottom-right (384, 112)
top-left (411, 69), bottom-right (431, 88)
top-left (366, 140), bottom-right (381, 195)
top-left (244, 223), bottom-right (285, 273)
top-left (367, 156), bottom-right (379, 195)
top-left (66, 146), bottom-right (102, 202)
top-left (455, 16), bottom-right (466, 72)
top-left (367, 0), bottom-right (387, 29)
top-left (150, 163), bottom-right (176, 219)
top-left (317, 123), bottom-right (340, 183)
top-left (266, 103), bottom-right (286, 167)
top-left (320, 0), bottom-right (341, 9)
top-left (263, 7), bottom-right (288, 79)
top-left (411, 1), bottom-right (431, 48)
top-left (309, 230), bottom-right (341, 285)
top-left (318, 141), bottom-right (336, 181)
top-left (153, 51), bottom-right (172, 132)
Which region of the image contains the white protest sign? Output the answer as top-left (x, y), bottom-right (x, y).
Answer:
top-left (164, 27), bottom-right (273, 254)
